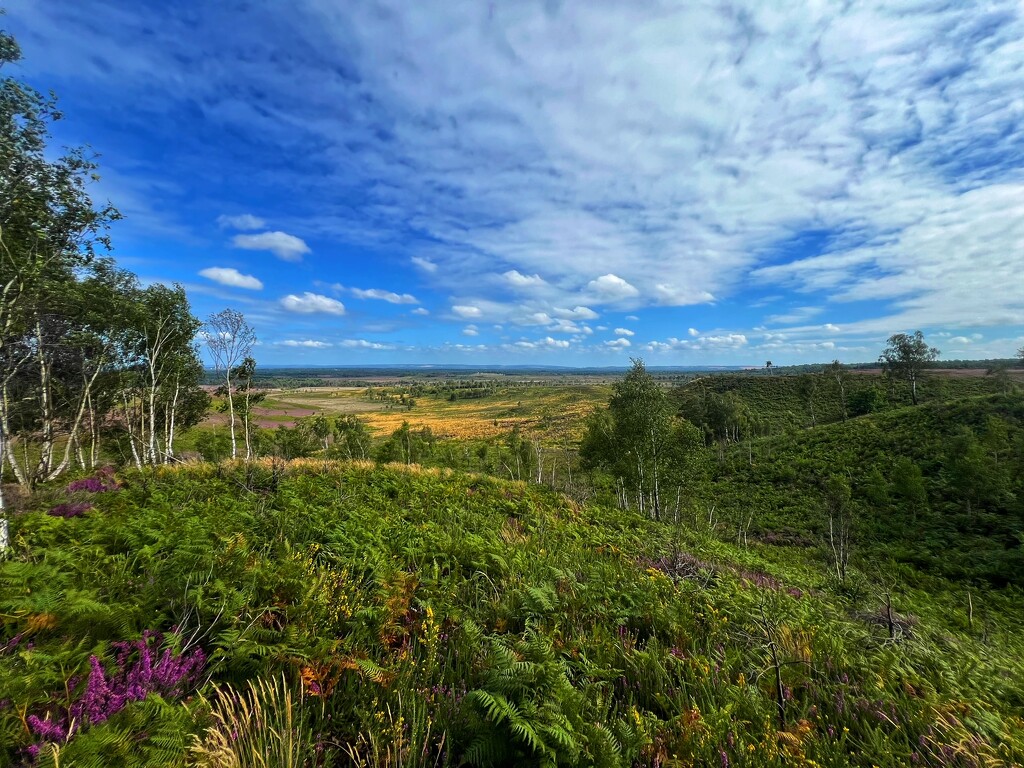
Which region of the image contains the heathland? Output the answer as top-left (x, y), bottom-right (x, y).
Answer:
top-left (4, 363), bottom-right (1024, 767)
top-left (3, 17), bottom-right (1024, 767)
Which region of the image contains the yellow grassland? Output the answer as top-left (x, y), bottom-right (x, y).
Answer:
top-left (252, 385), bottom-right (611, 442)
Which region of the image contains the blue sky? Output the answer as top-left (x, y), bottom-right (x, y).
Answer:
top-left (7, 1), bottom-right (1024, 366)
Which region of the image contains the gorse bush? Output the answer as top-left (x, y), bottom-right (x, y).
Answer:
top-left (2, 461), bottom-right (1022, 766)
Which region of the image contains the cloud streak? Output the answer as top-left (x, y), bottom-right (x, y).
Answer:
top-left (217, 213), bottom-right (265, 231)
top-left (350, 287), bottom-right (419, 304)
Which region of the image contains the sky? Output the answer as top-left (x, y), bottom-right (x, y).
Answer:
top-left (6, 1), bottom-right (1024, 367)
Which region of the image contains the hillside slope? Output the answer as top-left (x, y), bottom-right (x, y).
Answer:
top-left (672, 371), bottom-right (1012, 436)
top-left (705, 393), bottom-right (1024, 585)
top-left (2, 462), bottom-right (1022, 766)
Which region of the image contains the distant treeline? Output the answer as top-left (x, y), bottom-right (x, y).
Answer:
top-left (741, 358), bottom-right (1023, 376)
top-left (202, 359), bottom-right (1024, 390)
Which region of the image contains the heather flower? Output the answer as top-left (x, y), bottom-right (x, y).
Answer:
top-left (27, 633), bottom-right (205, 748)
top-left (0, 633), bottom-right (22, 655)
top-left (66, 468), bottom-right (120, 494)
top-left (47, 502), bottom-right (93, 518)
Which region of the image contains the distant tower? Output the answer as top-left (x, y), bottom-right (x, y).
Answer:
top-left (766, 360), bottom-right (773, 376)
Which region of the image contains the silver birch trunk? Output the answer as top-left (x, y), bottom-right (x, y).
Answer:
top-left (122, 393), bottom-right (144, 469)
top-left (225, 372), bottom-right (237, 459)
top-left (47, 358), bottom-right (106, 480)
top-left (0, 427), bottom-right (8, 556)
top-left (147, 364), bottom-right (159, 464)
top-left (243, 386), bottom-right (252, 460)
top-left (166, 378), bottom-right (181, 462)
top-left (35, 319), bottom-right (55, 481)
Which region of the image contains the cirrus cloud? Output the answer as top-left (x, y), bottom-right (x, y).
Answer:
top-left (351, 287), bottom-right (419, 304)
top-left (217, 213), bottom-right (265, 231)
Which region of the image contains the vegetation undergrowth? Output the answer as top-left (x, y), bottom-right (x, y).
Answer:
top-left (3, 460), bottom-right (1022, 766)
top-left (701, 392), bottom-right (1024, 586)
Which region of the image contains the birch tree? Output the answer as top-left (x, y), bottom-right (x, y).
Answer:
top-left (581, 359), bottom-right (706, 519)
top-left (879, 331), bottom-right (939, 406)
top-left (131, 284), bottom-right (202, 463)
top-left (823, 359), bottom-right (850, 421)
top-left (204, 309), bottom-right (255, 460)
top-left (0, 25), bottom-right (118, 550)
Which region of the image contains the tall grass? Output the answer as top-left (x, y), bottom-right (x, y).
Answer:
top-left (191, 676), bottom-right (322, 768)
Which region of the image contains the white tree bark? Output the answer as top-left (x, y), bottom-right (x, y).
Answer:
top-left (0, 426), bottom-right (8, 556)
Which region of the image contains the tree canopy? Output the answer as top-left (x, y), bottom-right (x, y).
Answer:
top-left (0, 23), bottom-right (208, 552)
top-left (879, 331), bottom-right (939, 405)
top-left (581, 358), bottom-right (706, 519)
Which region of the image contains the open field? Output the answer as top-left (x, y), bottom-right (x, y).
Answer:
top-left (200, 366), bottom-right (1024, 441)
top-left (206, 384), bottom-right (613, 441)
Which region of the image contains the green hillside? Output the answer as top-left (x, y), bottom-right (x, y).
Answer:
top-left (703, 392), bottom-right (1024, 586)
top-left (672, 371), bottom-right (1012, 436)
top-left (3, 461), bottom-right (1023, 766)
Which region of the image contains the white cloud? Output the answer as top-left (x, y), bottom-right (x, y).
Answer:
top-left (542, 337), bottom-right (571, 349)
top-left (351, 287), bottom-right (419, 304)
top-left (553, 306), bottom-right (599, 321)
top-left (462, 324), bottom-right (479, 337)
top-left (604, 338), bottom-right (631, 349)
top-left (232, 231), bottom-right (310, 262)
top-left (411, 256), bottom-right (437, 273)
top-left (339, 339), bottom-right (394, 350)
top-left (503, 270), bottom-right (547, 289)
top-left (27, 0), bottom-right (1024, 347)
top-left (547, 319), bottom-right (583, 334)
top-left (511, 336), bottom-right (570, 350)
top-left (411, 307), bottom-right (430, 315)
top-left (587, 274), bottom-right (639, 302)
top-left (278, 339), bottom-right (331, 348)
top-left (217, 213), bottom-right (265, 230)
top-left (645, 333), bottom-right (748, 353)
top-left (452, 304), bottom-right (482, 318)
top-left (653, 284), bottom-right (715, 306)
top-left (198, 266), bottom-right (263, 290)
top-left (625, 315), bottom-right (639, 322)
top-left (613, 327), bottom-right (634, 337)
top-left (765, 306), bottom-right (823, 325)
top-left (280, 292), bottom-right (346, 315)
top-left (687, 328), bottom-right (700, 337)
top-left (702, 334), bottom-right (748, 348)
top-left (753, 183), bottom-right (1024, 334)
